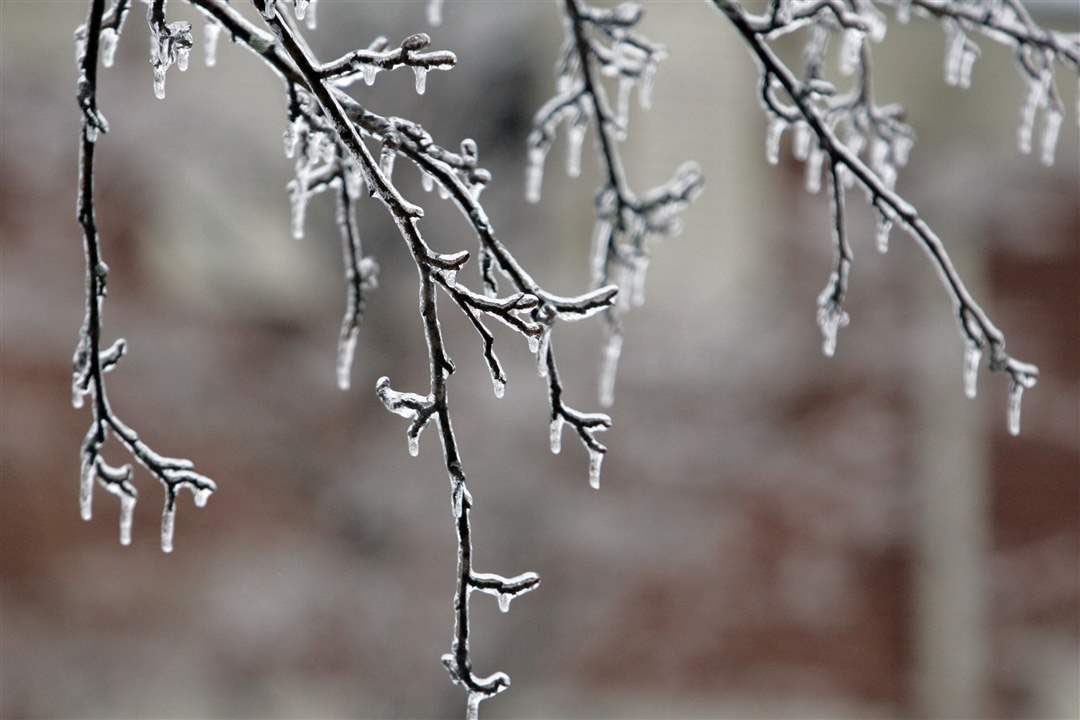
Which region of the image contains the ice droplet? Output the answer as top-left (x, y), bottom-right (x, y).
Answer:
top-left (408, 433), bottom-right (420, 457)
top-left (588, 449), bottom-right (603, 490)
top-left (527, 333), bottom-right (540, 354)
top-left (497, 593), bottom-right (511, 613)
top-left (549, 416), bottom-right (564, 455)
top-left (816, 300), bottom-right (849, 358)
top-left (421, 170), bottom-right (435, 192)
top-left (963, 342), bottom-right (981, 399)
top-left (413, 66), bottom-right (428, 95)
top-left (492, 377), bottom-right (505, 399)
top-left (193, 487), bottom-right (211, 508)
top-left (294, 0), bottom-right (309, 21)
top-left (362, 64), bottom-right (378, 86)
top-left (204, 22), bottom-right (221, 67)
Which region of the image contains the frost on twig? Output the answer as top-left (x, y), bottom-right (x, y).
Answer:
top-left (70, 0), bottom-right (616, 715)
top-left (529, 0), bottom-right (704, 408)
top-left (709, 0), bottom-right (1068, 434)
top-left (73, 0), bottom-right (216, 552)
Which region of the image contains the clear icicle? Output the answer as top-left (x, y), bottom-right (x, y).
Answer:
top-left (193, 487), bottom-right (211, 508)
top-left (599, 333), bottom-right (623, 408)
top-left (337, 330), bottom-right (358, 391)
top-left (100, 28), bottom-right (118, 68)
top-left (427, 0), bottom-right (444, 26)
top-left (176, 46), bottom-right (189, 72)
top-left (362, 64), bottom-right (378, 86)
top-left (567, 123), bottom-right (586, 178)
top-left (408, 433), bottom-right (420, 457)
top-left (204, 21), bottom-right (221, 67)
top-left (305, 0), bottom-right (319, 29)
top-left (527, 333), bottom-right (540, 354)
top-left (1041, 110), bottom-right (1062, 167)
top-left (497, 593), bottom-right (511, 613)
top-left (630, 256), bottom-right (649, 307)
top-left (293, 0), bottom-right (309, 21)
top-left (963, 342), bottom-right (981, 399)
top-left (875, 212), bottom-right (892, 254)
top-left (421, 170), bottom-right (435, 192)
top-left (161, 502), bottom-right (176, 553)
top-left (380, 146), bottom-right (396, 178)
top-left (549, 416), bottom-right (564, 455)
top-left (588, 449), bottom-right (604, 490)
top-left (535, 329), bottom-right (551, 378)
top-left (413, 66), bottom-right (428, 95)
top-left (492, 376), bottom-right (505, 399)
top-left (288, 181), bottom-right (307, 239)
top-left (590, 219), bottom-right (612, 283)
top-left (816, 299), bottom-right (849, 358)
top-left (958, 49), bottom-right (977, 89)
top-left (944, 27), bottom-right (965, 86)
top-left (766, 117), bottom-right (785, 165)
top-left (1007, 379), bottom-right (1024, 436)
top-left (119, 493), bottom-right (136, 546)
top-left (1017, 80), bottom-right (1045, 155)
top-left (839, 29), bottom-right (863, 76)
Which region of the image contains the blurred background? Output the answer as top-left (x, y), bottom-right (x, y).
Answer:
top-left (1, 1), bottom-right (1077, 718)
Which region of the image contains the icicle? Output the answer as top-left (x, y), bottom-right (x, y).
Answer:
top-left (630, 256), bottom-right (649, 307)
top-left (421, 170), bottom-right (435, 192)
top-left (525, 147), bottom-right (546, 204)
top-left (875, 211), bottom-right (892, 254)
top-left (204, 21), bottom-right (221, 67)
top-left (413, 66), bottom-right (428, 95)
top-left (427, 0), bottom-right (444, 26)
top-left (616, 76), bottom-right (633, 127)
top-left (408, 433), bottom-right (420, 457)
top-left (1017, 79), bottom-right (1045, 155)
top-left (305, 0), bottom-right (319, 29)
top-left (588, 449), bottom-right (603, 490)
top-left (293, 0), bottom-right (309, 21)
top-left (465, 693), bottom-right (482, 720)
top-left (1041, 109), bottom-right (1062, 167)
top-left (288, 181), bottom-right (307, 239)
top-left (100, 28), bottom-right (118, 68)
top-left (193, 487), bottom-right (211, 508)
top-left (535, 328), bottom-right (551, 378)
top-left (839, 30), bottom-right (863, 76)
top-left (497, 593), bottom-right (511, 613)
top-left (380, 145), bottom-right (396, 178)
top-left (590, 217), bottom-right (613, 284)
top-left (153, 66), bottom-right (167, 100)
top-left (177, 45), bottom-right (189, 72)
top-left (119, 493), bottom-right (135, 546)
top-left (438, 183), bottom-right (451, 200)
top-left (1007, 379), bottom-right (1024, 436)
top-left (161, 502), bottom-right (176, 553)
top-left (80, 456), bottom-right (95, 521)
top-left (897, 0), bottom-right (911, 23)
top-left (492, 376), bottom-right (505, 399)
top-left (337, 331), bottom-right (357, 390)
top-left (599, 333), bottom-right (623, 408)
top-left (958, 48), bottom-right (977, 89)
top-left (805, 147), bottom-right (824, 194)
top-left (766, 117), bottom-right (785, 165)
top-left (793, 124), bottom-right (811, 161)
top-left (567, 122), bottom-right (586, 178)
top-left (549, 416), bottom-right (564, 455)
top-left (963, 341), bottom-right (981, 399)
top-left (640, 62), bottom-right (657, 110)
top-left (944, 26), bottom-right (965, 86)
top-left (362, 64), bottom-right (378, 86)
top-left (527, 333), bottom-right (540, 354)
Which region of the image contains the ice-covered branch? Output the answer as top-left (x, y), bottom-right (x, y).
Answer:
top-left (711, 0), bottom-right (1050, 433)
top-left (318, 32), bottom-right (455, 93)
top-left (73, 0), bottom-right (216, 553)
top-left (529, 0), bottom-right (704, 408)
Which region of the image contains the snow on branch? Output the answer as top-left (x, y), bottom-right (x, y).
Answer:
top-left (528, 0), bottom-right (705, 408)
top-left (73, 0), bottom-right (216, 553)
top-left (75, 0), bottom-right (617, 716)
top-left (709, 0), bottom-right (1071, 434)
